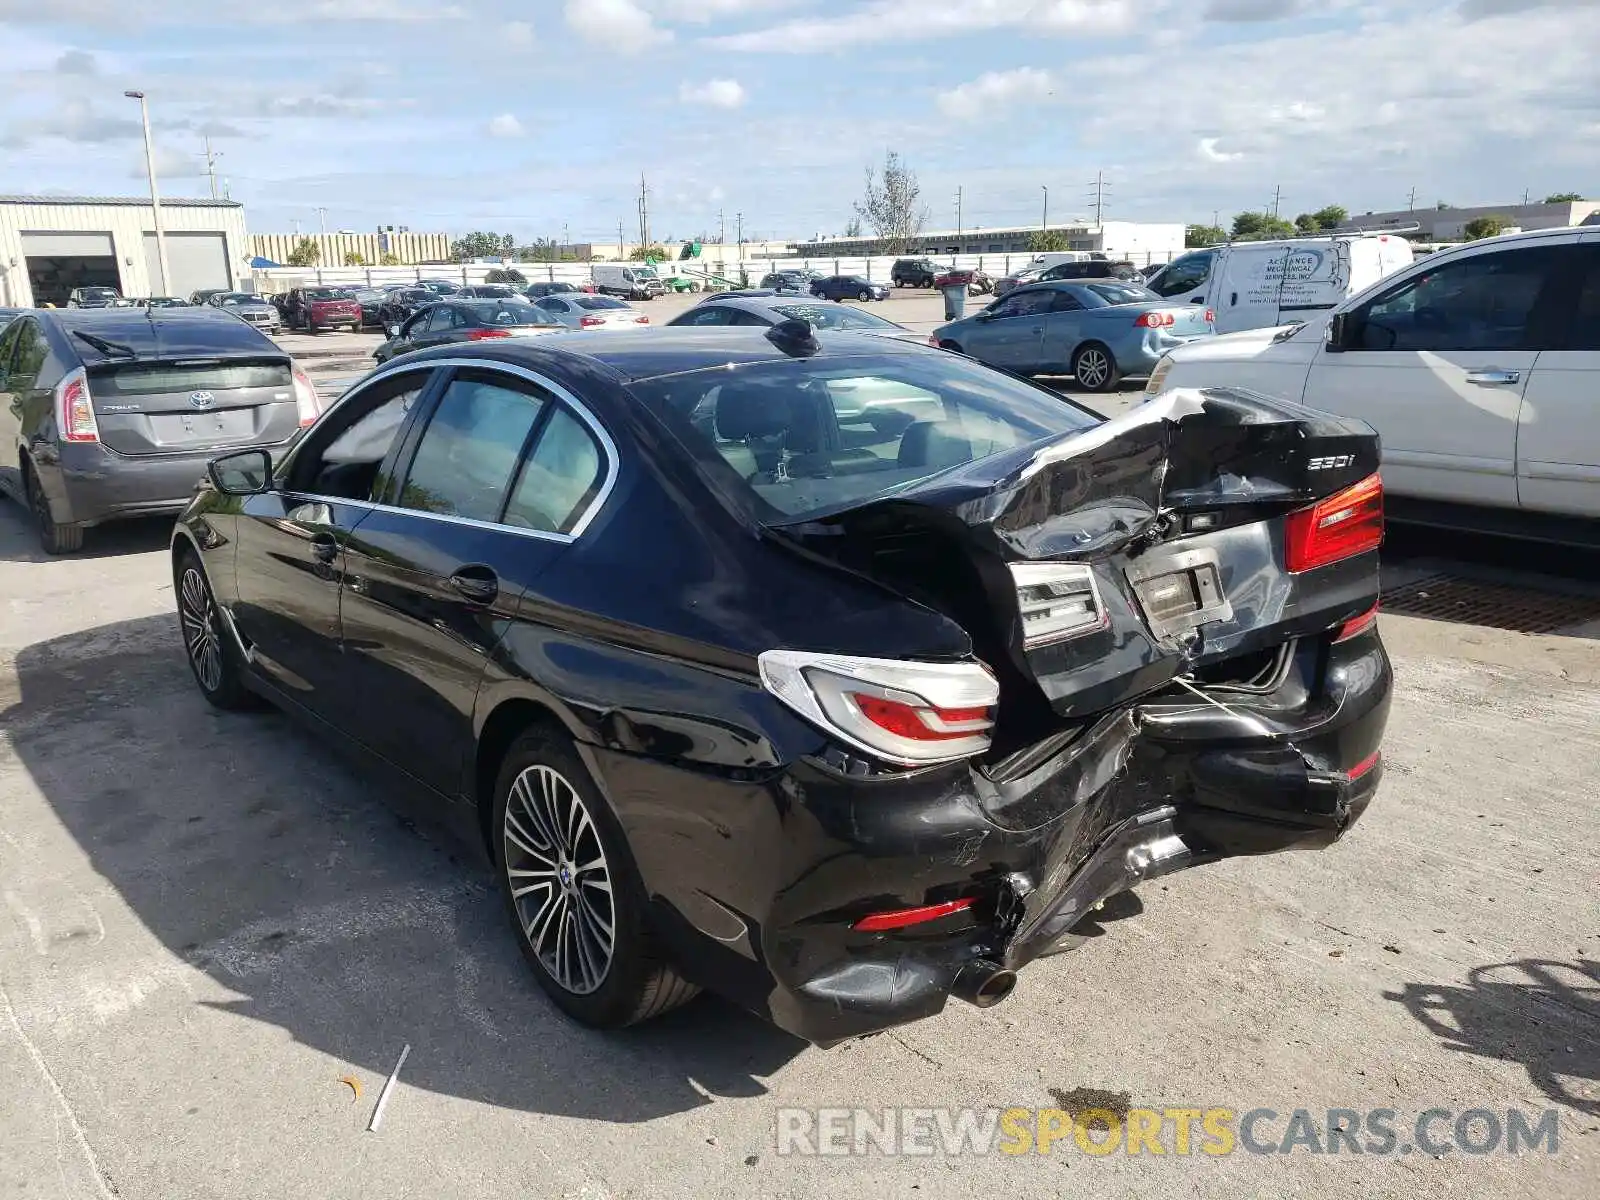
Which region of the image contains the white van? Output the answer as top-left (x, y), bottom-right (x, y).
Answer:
top-left (1144, 235), bottom-right (1413, 334)
top-left (591, 262), bottom-right (665, 301)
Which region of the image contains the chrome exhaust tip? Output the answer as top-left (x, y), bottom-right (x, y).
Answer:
top-left (951, 959), bottom-right (1018, 1009)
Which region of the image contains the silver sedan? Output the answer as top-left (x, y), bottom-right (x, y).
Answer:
top-left (529, 294), bottom-right (651, 330)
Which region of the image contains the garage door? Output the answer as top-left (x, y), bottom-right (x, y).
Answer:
top-left (21, 231), bottom-right (121, 306)
top-left (143, 232), bottom-right (230, 299)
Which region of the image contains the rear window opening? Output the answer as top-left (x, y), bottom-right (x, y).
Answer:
top-left (87, 361), bottom-right (292, 397)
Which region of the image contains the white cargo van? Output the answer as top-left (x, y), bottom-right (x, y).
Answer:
top-left (591, 262), bottom-right (665, 301)
top-left (1144, 235), bottom-right (1413, 334)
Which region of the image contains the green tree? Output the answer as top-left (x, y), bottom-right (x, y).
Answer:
top-left (1463, 214), bottom-right (1508, 240)
top-left (1544, 192), bottom-right (1584, 203)
top-left (1294, 213), bottom-right (1317, 234)
top-left (378, 251), bottom-right (401, 266)
top-left (628, 244), bottom-right (670, 261)
top-left (1436, 201), bottom-right (1452, 210)
top-left (844, 216), bottom-right (863, 238)
top-left (1232, 212), bottom-right (1297, 241)
top-left (286, 237), bottom-right (321, 267)
top-left (1312, 205), bottom-right (1347, 230)
top-left (485, 267), bottom-right (527, 284)
top-left (1185, 224), bottom-right (1226, 247)
top-left (852, 150), bottom-right (928, 254)
top-left (516, 238), bottom-right (575, 263)
top-left (1027, 229), bottom-right (1073, 252)
top-left (343, 250), bottom-right (367, 266)
top-left (450, 231), bottom-right (508, 262)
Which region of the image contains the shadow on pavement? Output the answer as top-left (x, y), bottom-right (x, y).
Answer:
top-left (2, 615), bottom-right (806, 1123)
top-left (1386, 959), bottom-right (1599, 1118)
top-left (0, 506), bottom-right (173, 563)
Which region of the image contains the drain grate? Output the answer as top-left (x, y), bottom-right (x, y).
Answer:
top-left (1381, 573), bottom-right (1600, 635)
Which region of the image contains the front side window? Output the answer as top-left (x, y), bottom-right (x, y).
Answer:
top-left (294, 370), bottom-right (433, 501)
top-left (393, 374), bottom-right (547, 522)
top-left (1351, 247), bottom-right (1557, 352)
top-left (991, 290), bottom-right (1055, 319)
top-left (630, 352), bottom-right (1096, 521)
top-left (1149, 252), bottom-right (1211, 297)
top-left (427, 306), bottom-right (462, 334)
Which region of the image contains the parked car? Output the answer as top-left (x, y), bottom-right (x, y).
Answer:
top-left (811, 275), bottom-right (891, 302)
top-left (139, 297), bottom-right (191, 309)
top-left (524, 281), bottom-right (590, 299)
top-left (667, 296), bottom-right (924, 342)
top-left (933, 280), bottom-right (1214, 391)
top-left (0, 306), bottom-right (320, 553)
top-left (1038, 260), bottom-right (1141, 283)
top-left (530, 294), bottom-right (650, 330)
top-left (279, 286), bottom-right (362, 334)
top-left (373, 299), bottom-right (563, 364)
top-left (174, 327), bottom-right (1391, 1043)
top-left (968, 269), bottom-right (995, 296)
top-left (377, 288), bottom-right (439, 337)
top-left (353, 288), bottom-right (390, 328)
top-left (891, 258), bottom-right (943, 288)
top-left (458, 284), bottom-right (522, 299)
top-left (416, 279), bottom-right (464, 296)
top-left (1143, 235), bottom-right (1413, 334)
top-left (993, 266), bottom-right (1045, 298)
top-left (759, 270), bottom-right (820, 294)
top-left (1146, 226), bottom-right (1600, 526)
top-left (207, 291), bottom-right (282, 334)
top-left (592, 263), bottom-right (666, 301)
top-left (67, 287), bottom-right (122, 309)
top-left (189, 288), bottom-right (231, 307)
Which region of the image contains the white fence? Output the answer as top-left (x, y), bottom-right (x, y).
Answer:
top-left (251, 248), bottom-right (1183, 294)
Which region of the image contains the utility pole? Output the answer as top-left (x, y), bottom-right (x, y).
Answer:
top-left (718, 207), bottom-right (726, 246)
top-left (736, 212), bottom-right (744, 261)
top-left (638, 174), bottom-right (650, 254)
top-left (1087, 170), bottom-right (1108, 225)
top-left (1407, 187), bottom-right (1417, 212)
top-left (1041, 185), bottom-right (1048, 233)
top-left (316, 207), bottom-right (329, 240)
top-left (124, 91), bottom-right (170, 297)
top-left (1521, 188), bottom-right (1531, 206)
top-left (292, 218), bottom-right (301, 237)
top-left (203, 136), bottom-right (223, 201)
top-left (618, 218), bottom-right (626, 259)
top-left (955, 186), bottom-right (963, 241)
top-left (1270, 185), bottom-right (1282, 221)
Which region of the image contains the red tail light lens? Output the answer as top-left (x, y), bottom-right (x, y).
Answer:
top-left (1285, 473), bottom-right (1383, 572)
top-left (466, 329), bottom-right (512, 340)
top-left (579, 316), bottom-right (605, 328)
top-left (850, 694), bottom-right (992, 743)
top-left (1334, 600), bottom-right (1380, 643)
top-left (853, 898), bottom-right (974, 933)
top-left (1204, 308), bottom-right (1215, 323)
top-left (56, 367), bottom-right (99, 443)
top-left (634, 316), bottom-right (650, 324)
top-left (1134, 311), bottom-right (1177, 328)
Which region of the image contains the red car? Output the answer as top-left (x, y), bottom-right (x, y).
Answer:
top-left (279, 286), bottom-right (362, 334)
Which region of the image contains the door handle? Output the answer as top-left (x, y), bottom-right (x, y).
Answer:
top-left (448, 565), bottom-right (499, 604)
top-left (310, 533), bottom-right (338, 564)
top-left (1189, 297), bottom-right (1205, 304)
top-left (1466, 369), bottom-right (1522, 386)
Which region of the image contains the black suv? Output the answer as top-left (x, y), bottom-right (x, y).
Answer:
top-left (0, 307), bottom-right (318, 553)
top-left (891, 258), bottom-right (942, 288)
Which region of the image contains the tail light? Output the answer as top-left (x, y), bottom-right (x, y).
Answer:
top-left (853, 898), bottom-right (974, 932)
top-left (1334, 600), bottom-right (1380, 643)
top-left (56, 367), bottom-right (99, 443)
top-left (291, 363), bottom-right (321, 428)
top-left (1204, 308), bottom-right (1215, 323)
top-left (467, 329), bottom-right (512, 340)
top-left (758, 651), bottom-right (998, 766)
top-left (634, 316), bottom-right (650, 324)
top-left (1134, 311), bottom-right (1177, 328)
top-left (579, 315), bottom-right (605, 328)
top-left (1285, 473), bottom-right (1383, 572)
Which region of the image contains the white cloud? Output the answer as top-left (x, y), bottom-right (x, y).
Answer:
top-left (711, 0), bottom-right (1138, 52)
top-left (487, 113), bottom-right (524, 138)
top-left (678, 78), bottom-right (747, 108)
top-left (132, 142), bottom-right (208, 180)
top-left (503, 20), bottom-right (535, 46)
top-left (54, 49), bottom-right (97, 75)
top-left (1198, 137), bottom-right (1245, 162)
top-left (564, 0), bottom-right (672, 53)
top-left (937, 67), bottom-right (1055, 120)
top-left (709, 184), bottom-right (726, 202)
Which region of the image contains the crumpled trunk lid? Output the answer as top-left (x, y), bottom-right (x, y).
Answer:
top-left (777, 387), bottom-right (1381, 736)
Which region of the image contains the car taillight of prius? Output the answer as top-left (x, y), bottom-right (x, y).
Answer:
top-left (291, 363), bottom-right (322, 427)
top-left (1285, 473), bottom-right (1383, 573)
top-left (758, 651), bottom-right (999, 766)
top-left (56, 367), bottom-right (100, 443)
top-left (634, 316), bottom-right (650, 324)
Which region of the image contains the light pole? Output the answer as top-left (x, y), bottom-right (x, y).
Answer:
top-left (125, 91), bottom-right (170, 297)
top-left (1041, 186), bottom-right (1048, 234)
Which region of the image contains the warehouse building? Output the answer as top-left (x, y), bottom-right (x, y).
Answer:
top-left (0, 195), bottom-right (249, 307)
top-left (793, 220), bottom-right (1186, 262)
top-left (1336, 198), bottom-right (1600, 240)
top-left (249, 229), bottom-right (450, 268)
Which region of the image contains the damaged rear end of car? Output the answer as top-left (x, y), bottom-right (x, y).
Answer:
top-left (620, 340), bottom-right (1391, 1045)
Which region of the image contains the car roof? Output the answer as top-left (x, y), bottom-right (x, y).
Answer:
top-left (388, 327), bottom-right (932, 384)
top-left (40, 306), bottom-right (283, 360)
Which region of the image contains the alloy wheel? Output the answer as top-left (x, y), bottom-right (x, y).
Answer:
top-left (503, 765), bottom-right (615, 995)
top-left (1076, 348), bottom-right (1111, 389)
top-left (178, 566), bottom-right (224, 693)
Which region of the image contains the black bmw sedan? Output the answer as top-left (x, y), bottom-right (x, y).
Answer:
top-left (172, 323), bottom-right (1391, 1045)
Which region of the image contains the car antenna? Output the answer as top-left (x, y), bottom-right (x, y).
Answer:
top-left (765, 318), bottom-right (820, 357)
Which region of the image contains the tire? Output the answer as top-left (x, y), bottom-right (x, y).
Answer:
top-left (24, 464), bottom-right (83, 555)
top-left (174, 548), bottom-right (259, 710)
top-left (308, 321), bottom-right (320, 335)
top-left (1072, 342), bottom-right (1120, 393)
top-left (857, 289), bottom-right (871, 302)
top-left (492, 726), bottom-right (699, 1029)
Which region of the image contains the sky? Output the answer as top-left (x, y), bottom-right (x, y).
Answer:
top-left (1, 0), bottom-right (1596, 244)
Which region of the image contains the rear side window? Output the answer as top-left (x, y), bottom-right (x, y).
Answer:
top-left (85, 361), bottom-right (291, 396)
top-left (394, 375), bottom-right (546, 522)
top-left (1564, 249), bottom-right (1600, 351)
top-left (504, 408), bottom-right (604, 534)
top-left (5, 320), bottom-right (47, 388)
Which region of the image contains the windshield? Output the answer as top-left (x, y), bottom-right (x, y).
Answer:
top-left (629, 351), bottom-right (1097, 521)
top-left (575, 296), bottom-right (628, 310)
top-left (771, 303), bottom-right (901, 332)
top-left (306, 288), bottom-right (356, 300)
top-left (1085, 282), bottom-right (1158, 305)
top-left (218, 293), bottom-right (259, 305)
top-left (80, 288), bottom-right (119, 299)
top-left (465, 301), bottom-right (552, 326)
top-left (631, 267), bottom-right (660, 280)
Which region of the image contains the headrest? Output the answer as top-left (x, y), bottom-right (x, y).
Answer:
top-left (716, 385), bottom-right (790, 440)
top-left (898, 420), bottom-right (973, 470)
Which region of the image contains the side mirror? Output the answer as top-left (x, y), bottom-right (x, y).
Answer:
top-left (208, 449), bottom-right (273, 496)
top-left (1326, 312), bottom-right (1350, 354)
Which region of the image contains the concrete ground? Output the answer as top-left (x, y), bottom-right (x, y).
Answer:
top-left (0, 323), bottom-right (1596, 1198)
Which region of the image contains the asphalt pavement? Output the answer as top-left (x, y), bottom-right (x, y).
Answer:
top-left (0, 305), bottom-right (1595, 1199)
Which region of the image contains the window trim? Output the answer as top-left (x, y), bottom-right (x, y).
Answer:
top-left (288, 356), bottom-right (619, 545)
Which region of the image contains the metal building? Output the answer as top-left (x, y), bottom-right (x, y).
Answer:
top-left (0, 196), bottom-right (250, 307)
